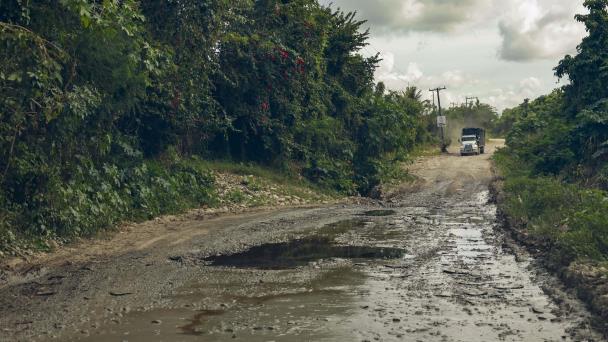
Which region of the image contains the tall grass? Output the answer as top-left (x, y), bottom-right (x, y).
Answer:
top-left (495, 149), bottom-right (608, 264)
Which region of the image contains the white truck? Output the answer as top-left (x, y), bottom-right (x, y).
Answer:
top-left (460, 128), bottom-right (486, 156)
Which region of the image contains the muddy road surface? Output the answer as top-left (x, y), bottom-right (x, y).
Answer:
top-left (0, 140), bottom-right (604, 342)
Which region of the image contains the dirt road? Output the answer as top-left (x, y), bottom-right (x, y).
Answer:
top-left (0, 140), bottom-right (604, 341)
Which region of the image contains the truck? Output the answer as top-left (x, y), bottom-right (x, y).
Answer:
top-left (460, 128), bottom-right (486, 156)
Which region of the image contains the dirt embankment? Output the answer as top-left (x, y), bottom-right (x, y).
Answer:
top-left (490, 172), bottom-right (608, 337)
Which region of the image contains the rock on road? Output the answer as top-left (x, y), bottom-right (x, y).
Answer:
top-left (0, 140), bottom-right (604, 341)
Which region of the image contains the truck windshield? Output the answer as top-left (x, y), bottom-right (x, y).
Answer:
top-left (462, 136), bottom-right (476, 142)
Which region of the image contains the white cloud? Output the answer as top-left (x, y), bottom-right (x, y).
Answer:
top-left (322, 0), bottom-right (586, 62)
top-left (485, 77), bottom-right (546, 110)
top-left (373, 51), bottom-right (549, 110)
top-left (321, 0), bottom-right (482, 33)
top-left (497, 0), bottom-right (587, 61)
top-left (376, 53), bottom-right (424, 84)
top-left (375, 53), bottom-right (487, 104)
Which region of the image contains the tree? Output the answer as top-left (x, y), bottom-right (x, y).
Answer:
top-left (555, 0), bottom-right (608, 113)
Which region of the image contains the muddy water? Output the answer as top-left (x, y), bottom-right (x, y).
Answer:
top-left (67, 189), bottom-right (600, 342)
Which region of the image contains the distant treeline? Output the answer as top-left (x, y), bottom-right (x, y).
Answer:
top-left (0, 1), bottom-right (435, 245)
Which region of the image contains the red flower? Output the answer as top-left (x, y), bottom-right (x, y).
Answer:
top-left (279, 49), bottom-right (289, 60)
top-left (296, 57), bottom-right (305, 65)
top-left (261, 101), bottom-right (270, 111)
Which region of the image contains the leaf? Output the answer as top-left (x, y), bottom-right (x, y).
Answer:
top-left (7, 73), bottom-right (21, 82)
top-left (81, 15), bottom-right (91, 28)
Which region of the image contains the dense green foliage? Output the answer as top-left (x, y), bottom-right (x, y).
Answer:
top-left (496, 0), bottom-right (608, 263)
top-left (0, 1), bottom-right (432, 247)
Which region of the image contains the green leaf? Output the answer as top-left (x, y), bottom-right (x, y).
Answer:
top-left (7, 73), bottom-right (21, 82)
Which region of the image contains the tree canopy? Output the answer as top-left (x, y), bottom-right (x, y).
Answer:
top-left (0, 0), bottom-right (434, 243)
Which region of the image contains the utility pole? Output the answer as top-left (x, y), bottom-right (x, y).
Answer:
top-left (464, 96), bottom-right (479, 126)
top-left (465, 96), bottom-right (476, 108)
top-left (430, 86), bottom-right (447, 153)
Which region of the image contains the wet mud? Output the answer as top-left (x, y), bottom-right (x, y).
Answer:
top-left (0, 140), bottom-right (605, 341)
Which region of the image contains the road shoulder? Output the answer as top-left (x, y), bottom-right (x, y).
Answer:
top-left (490, 171), bottom-right (608, 337)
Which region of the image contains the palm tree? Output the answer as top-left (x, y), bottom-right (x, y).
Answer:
top-left (404, 86), bottom-right (422, 101)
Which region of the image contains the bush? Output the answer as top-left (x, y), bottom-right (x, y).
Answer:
top-left (3, 157), bottom-right (216, 241)
top-left (498, 152), bottom-right (608, 263)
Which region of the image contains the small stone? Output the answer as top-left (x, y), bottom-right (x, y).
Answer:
top-left (151, 320), bottom-right (162, 325)
top-left (531, 306), bottom-right (544, 314)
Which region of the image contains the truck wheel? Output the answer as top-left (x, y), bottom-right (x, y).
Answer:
top-left (480, 147), bottom-right (485, 154)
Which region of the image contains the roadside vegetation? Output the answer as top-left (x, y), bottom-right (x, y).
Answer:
top-left (0, 1), bottom-right (438, 253)
top-left (494, 0), bottom-right (608, 271)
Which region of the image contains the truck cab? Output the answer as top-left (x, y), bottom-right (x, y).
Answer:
top-left (460, 128), bottom-right (486, 156)
top-left (460, 135), bottom-right (480, 155)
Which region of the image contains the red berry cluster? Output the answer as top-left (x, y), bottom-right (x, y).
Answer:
top-left (296, 57), bottom-right (305, 74)
top-left (279, 48), bottom-right (289, 60)
top-left (261, 101), bottom-right (270, 111)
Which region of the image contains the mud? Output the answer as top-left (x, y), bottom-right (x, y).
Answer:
top-left (0, 140), bottom-right (605, 342)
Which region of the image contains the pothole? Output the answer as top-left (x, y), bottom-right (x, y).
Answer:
top-left (204, 237), bottom-right (405, 270)
top-left (362, 210), bottom-right (396, 217)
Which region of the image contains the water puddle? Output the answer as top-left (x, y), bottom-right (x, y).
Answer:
top-left (362, 210), bottom-right (396, 217)
top-left (205, 237), bottom-right (405, 269)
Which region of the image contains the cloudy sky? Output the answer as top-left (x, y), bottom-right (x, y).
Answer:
top-left (318, 0), bottom-right (587, 112)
